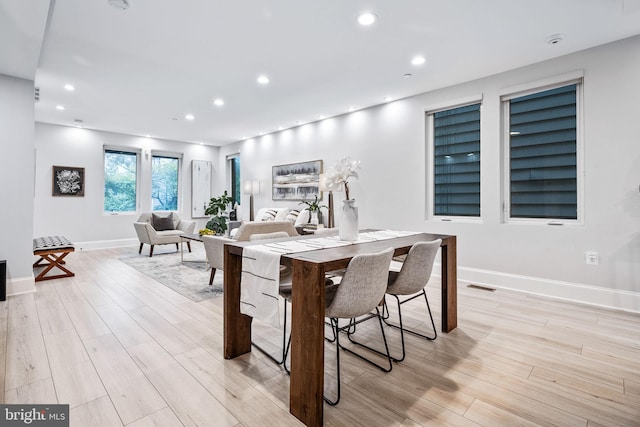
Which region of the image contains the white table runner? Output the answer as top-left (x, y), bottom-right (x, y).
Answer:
top-left (239, 230), bottom-right (421, 326)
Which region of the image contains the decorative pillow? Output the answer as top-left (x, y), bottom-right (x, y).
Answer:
top-left (274, 208), bottom-right (290, 221)
top-left (152, 213), bottom-right (175, 231)
top-left (294, 209), bottom-right (310, 226)
top-left (285, 209), bottom-right (300, 223)
top-left (259, 209), bottom-right (278, 221)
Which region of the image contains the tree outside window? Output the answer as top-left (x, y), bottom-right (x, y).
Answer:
top-left (152, 155), bottom-right (179, 211)
top-left (104, 150), bottom-right (137, 212)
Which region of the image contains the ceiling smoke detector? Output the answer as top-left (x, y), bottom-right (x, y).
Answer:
top-left (108, 0), bottom-right (130, 10)
top-left (546, 33), bottom-right (564, 45)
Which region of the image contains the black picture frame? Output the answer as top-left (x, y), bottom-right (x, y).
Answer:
top-left (52, 165), bottom-right (85, 197)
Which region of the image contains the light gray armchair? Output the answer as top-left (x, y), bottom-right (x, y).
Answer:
top-left (133, 212), bottom-right (196, 257)
top-left (202, 221), bottom-right (298, 285)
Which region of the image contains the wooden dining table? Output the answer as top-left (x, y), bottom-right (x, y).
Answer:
top-left (223, 231), bottom-right (457, 427)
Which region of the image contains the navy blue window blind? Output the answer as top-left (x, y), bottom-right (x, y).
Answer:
top-left (509, 84), bottom-right (577, 219)
top-left (433, 103), bottom-right (481, 216)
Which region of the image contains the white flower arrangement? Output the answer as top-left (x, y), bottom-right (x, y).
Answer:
top-left (324, 157), bottom-right (361, 200)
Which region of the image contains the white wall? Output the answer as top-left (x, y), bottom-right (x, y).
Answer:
top-left (229, 35), bottom-right (640, 311)
top-left (0, 74), bottom-right (36, 294)
top-left (34, 123), bottom-right (220, 248)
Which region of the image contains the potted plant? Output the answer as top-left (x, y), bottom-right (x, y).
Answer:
top-left (205, 191), bottom-right (234, 235)
top-left (299, 195), bottom-right (327, 225)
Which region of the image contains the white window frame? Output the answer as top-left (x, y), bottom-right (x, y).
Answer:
top-left (500, 71), bottom-right (584, 225)
top-left (425, 94), bottom-right (484, 223)
top-left (150, 150), bottom-right (183, 213)
top-left (103, 146), bottom-right (141, 215)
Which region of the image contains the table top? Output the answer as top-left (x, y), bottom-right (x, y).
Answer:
top-left (180, 233), bottom-right (205, 242)
top-left (226, 230), bottom-right (452, 268)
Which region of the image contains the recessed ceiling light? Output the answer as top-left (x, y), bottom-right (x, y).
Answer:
top-left (296, 121), bottom-right (304, 126)
top-left (384, 96), bottom-right (393, 102)
top-left (257, 75), bottom-right (270, 85)
top-left (348, 106), bottom-right (356, 112)
top-left (199, 142), bottom-right (204, 145)
top-left (64, 84), bottom-right (75, 91)
top-left (185, 114), bottom-right (195, 120)
top-left (403, 73), bottom-right (412, 78)
top-left (145, 134), bottom-right (151, 138)
top-left (213, 98), bottom-right (224, 106)
top-left (318, 115), bottom-right (325, 120)
top-left (258, 131), bottom-right (264, 136)
top-left (278, 126), bottom-right (284, 131)
top-left (411, 56), bottom-right (426, 66)
top-left (56, 105), bottom-right (65, 110)
top-left (357, 12), bottom-right (377, 26)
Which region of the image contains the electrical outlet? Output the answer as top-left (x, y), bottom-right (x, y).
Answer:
top-left (585, 251), bottom-right (599, 265)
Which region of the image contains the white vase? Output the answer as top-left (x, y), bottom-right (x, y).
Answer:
top-left (310, 211), bottom-right (319, 225)
top-left (339, 199), bottom-right (359, 241)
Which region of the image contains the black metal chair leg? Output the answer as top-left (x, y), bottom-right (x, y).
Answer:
top-left (342, 308), bottom-right (393, 372)
top-left (381, 291), bottom-right (437, 361)
top-left (324, 318), bottom-right (341, 406)
top-left (252, 299), bottom-right (288, 365)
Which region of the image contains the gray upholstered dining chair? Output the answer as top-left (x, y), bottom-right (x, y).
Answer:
top-left (321, 247), bottom-right (394, 405)
top-left (382, 239), bottom-right (441, 362)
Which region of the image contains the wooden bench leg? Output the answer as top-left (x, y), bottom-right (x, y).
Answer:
top-left (149, 245), bottom-right (155, 257)
top-left (139, 243), bottom-right (144, 254)
top-left (209, 268), bottom-right (216, 286)
top-left (33, 251), bottom-right (75, 282)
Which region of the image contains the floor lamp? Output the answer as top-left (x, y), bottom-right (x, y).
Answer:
top-left (319, 174), bottom-right (336, 228)
top-left (243, 180), bottom-right (260, 221)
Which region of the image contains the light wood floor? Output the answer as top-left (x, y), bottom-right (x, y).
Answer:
top-left (1, 246), bottom-right (639, 426)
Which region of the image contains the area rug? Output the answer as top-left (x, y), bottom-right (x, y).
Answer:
top-left (119, 247), bottom-right (224, 302)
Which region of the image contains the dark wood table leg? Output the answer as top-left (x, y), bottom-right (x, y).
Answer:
top-left (290, 259), bottom-right (325, 427)
top-left (440, 236), bottom-right (457, 332)
top-left (223, 246), bottom-right (252, 359)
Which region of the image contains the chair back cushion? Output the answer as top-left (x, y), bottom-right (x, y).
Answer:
top-left (152, 212), bottom-right (175, 231)
top-left (386, 240), bottom-right (441, 296)
top-left (234, 221), bottom-right (298, 241)
top-left (325, 247), bottom-right (394, 319)
top-left (137, 212), bottom-right (181, 229)
top-left (249, 231), bottom-right (290, 241)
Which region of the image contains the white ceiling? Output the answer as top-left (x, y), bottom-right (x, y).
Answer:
top-left (3, 0), bottom-right (640, 146)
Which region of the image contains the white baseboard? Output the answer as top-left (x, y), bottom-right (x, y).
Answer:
top-left (74, 238), bottom-right (138, 251)
top-left (434, 264), bottom-right (640, 314)
top-left (7, 275), bottom-right (35, 296)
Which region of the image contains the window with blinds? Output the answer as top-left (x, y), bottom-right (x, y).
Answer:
top-left (508, 84), bottom-right (578, 220)
top-left (433, 103), bottom-right (481, 217)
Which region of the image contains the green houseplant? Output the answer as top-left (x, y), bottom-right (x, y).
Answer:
top-left (299, 195), bottom-right (327, 225)
top-left (205, 191), bottom-right (234, 235)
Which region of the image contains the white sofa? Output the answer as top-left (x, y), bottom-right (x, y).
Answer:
top-left (202, 221), bottom-right (299, 285)
top-left (254, 207), bottom-right (310, 225)
top-left (133, 212), bottom-right (196, 257)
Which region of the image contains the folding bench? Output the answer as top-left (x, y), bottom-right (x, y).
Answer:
top-left (33, 236), bottom-right (75, 282)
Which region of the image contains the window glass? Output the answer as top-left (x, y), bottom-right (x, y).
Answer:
top-left (104, 149), bottom-right (137, 213)
top-left (433, 103), bottom-right (481, 217)
top-left (152, 155), bottom-right (179, 211)
top-left (509, 84), bottom-right (577, 220)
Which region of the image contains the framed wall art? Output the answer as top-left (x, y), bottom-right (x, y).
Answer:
top-left (272, 160), bottom-right (322, 201)
top-left (52, 165), bottom-right (85, 197)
